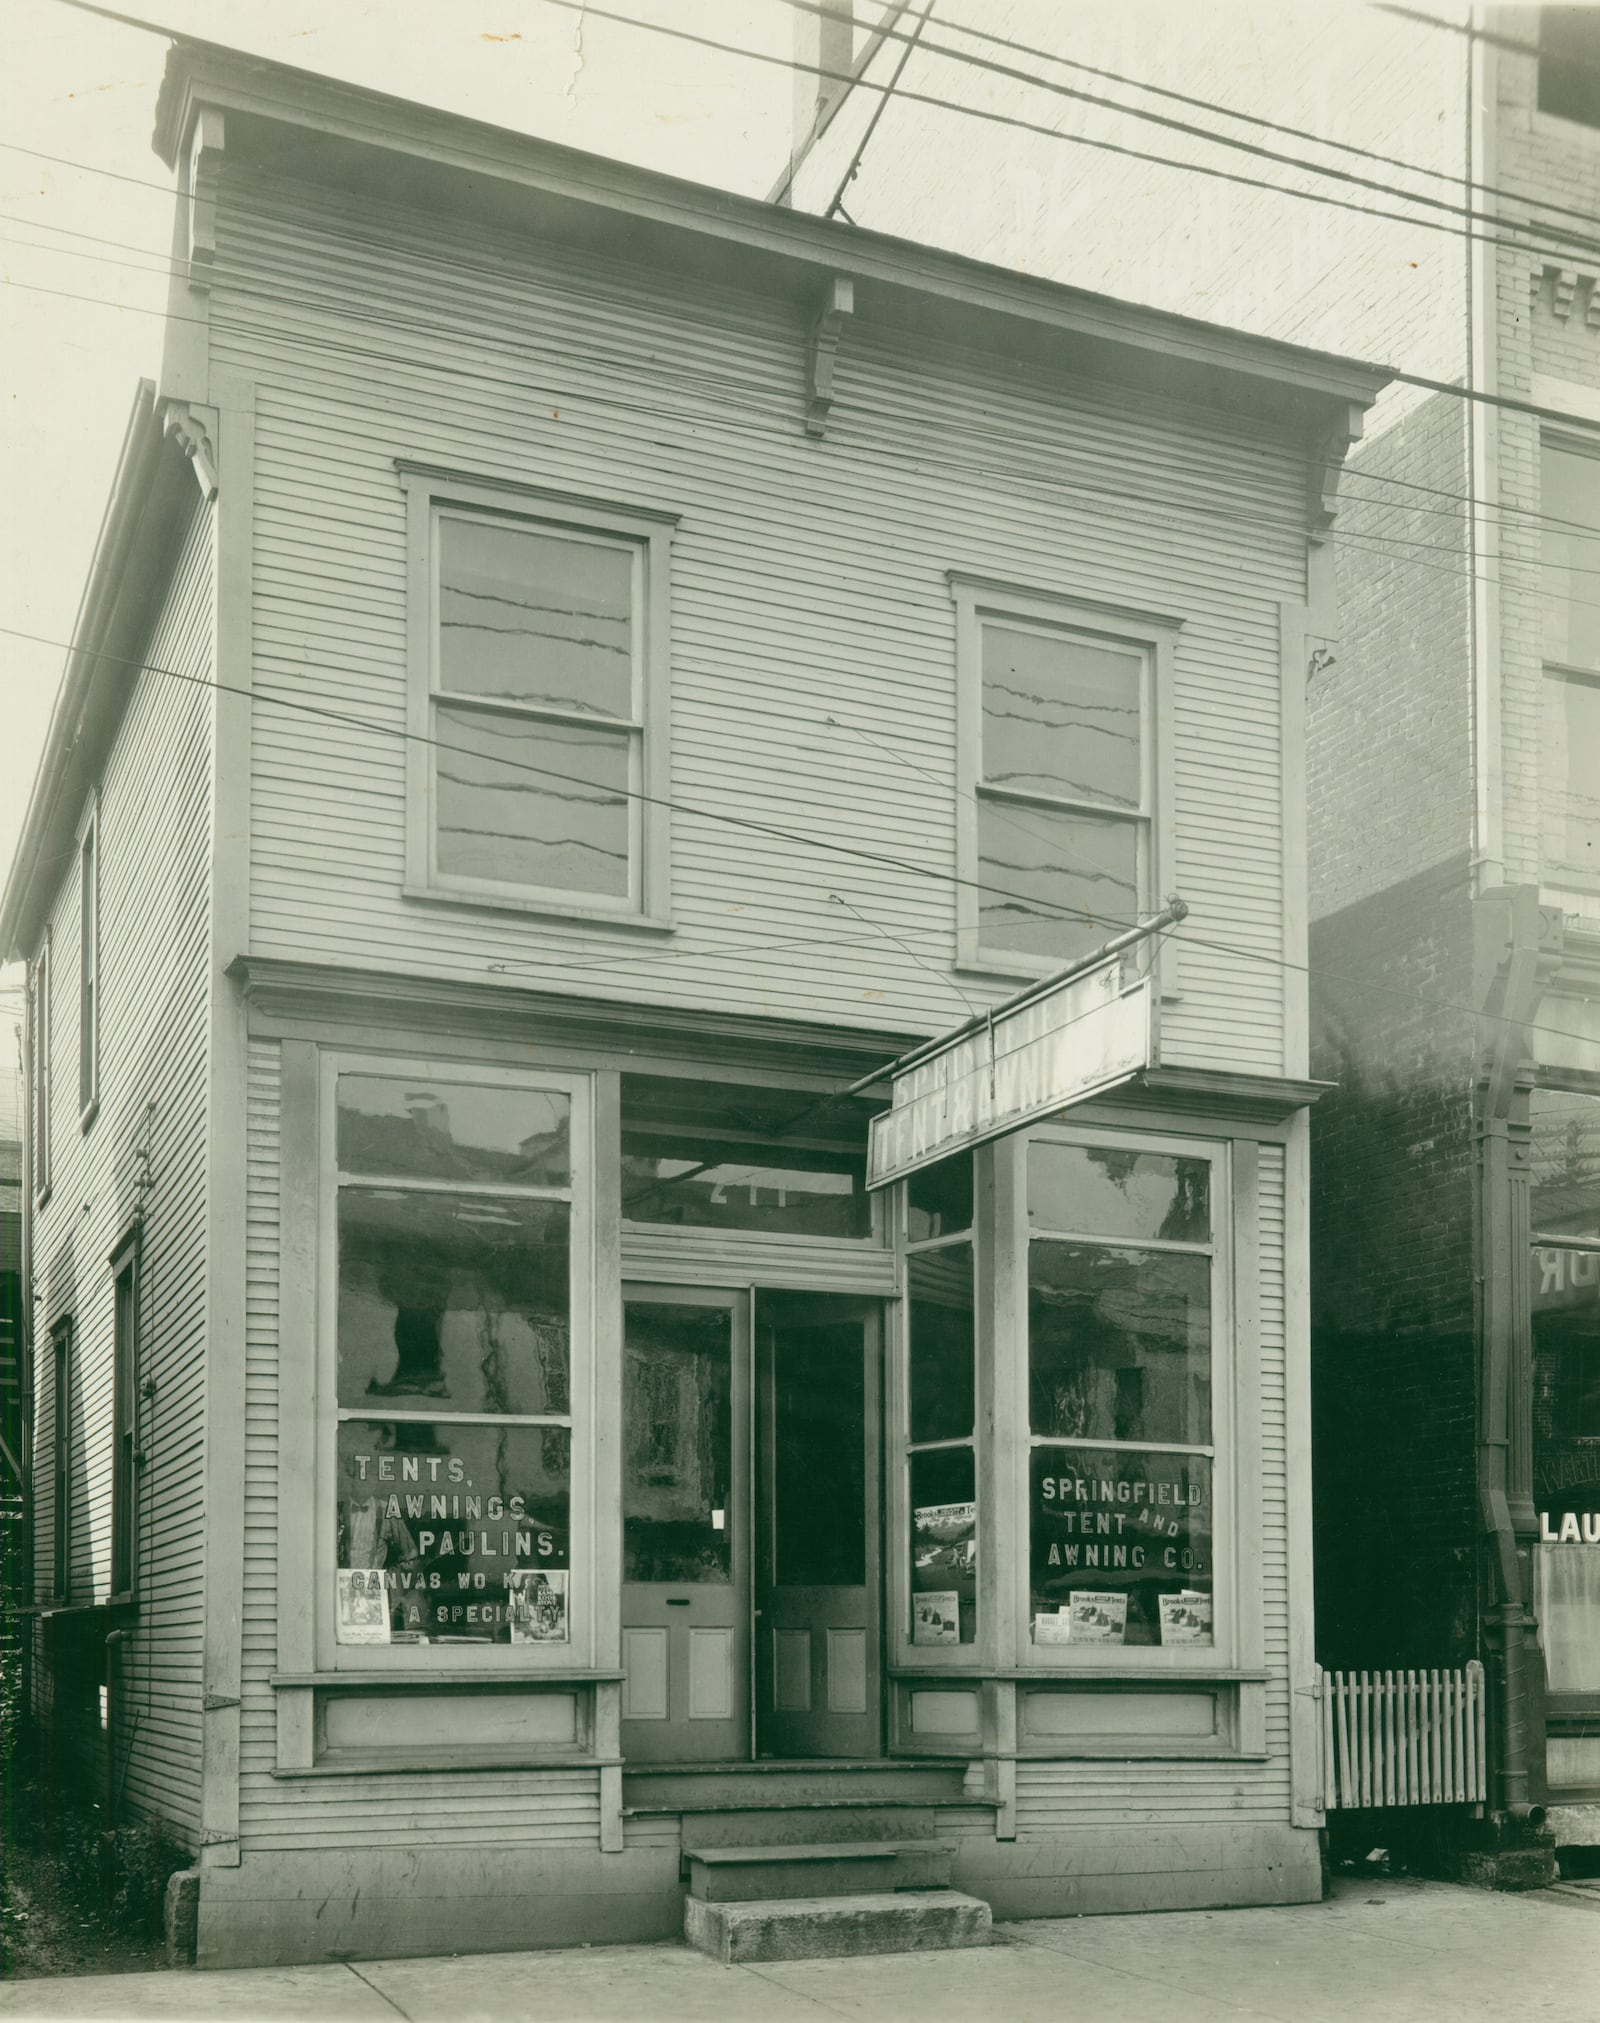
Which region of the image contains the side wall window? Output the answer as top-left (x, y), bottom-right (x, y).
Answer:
top-left (78, 799), bottom-right (99, 1123)
top-left (951, 576), bottom-right (1176, 973)
top-left (400, 466), bottom-right (675, 924)
top-left (31, 934), bottom-right (50, 1199)
top-left (52, 1319), bottom-right (72, 1600)
top-left (325, 1058), bottom-right (592, 1665)
top-left (111, 1243), bottom-right (140, 1598)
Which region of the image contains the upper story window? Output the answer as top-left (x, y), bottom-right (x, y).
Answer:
top-left (1540, 438), bottom-right (1600, 900)
top-left (324, 1056), bottom-right (593, 1667)
top-left (30, 933), bottom-right (50, 1200)
top-left (1539, 6), bottom-right (1600, 128)
top-left (400, 466), bottom-right (676, 926)
top-left (78, 799), bottom-right (99, 1125)
top-left (951, 576), bottom-right (1176, 974)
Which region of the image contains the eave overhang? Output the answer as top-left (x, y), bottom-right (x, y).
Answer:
top-left (151, 37), bottom-right (1393, 434)
top-left (0, 383), bottom-right (206, 963)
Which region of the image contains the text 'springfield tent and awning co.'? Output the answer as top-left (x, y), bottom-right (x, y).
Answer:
top-left (866, 955), bottom-right (1153, 1190)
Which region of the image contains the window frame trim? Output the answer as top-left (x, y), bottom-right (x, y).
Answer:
top-left (399, 464), bottom-right (677, 929)
top-left (1011, 1121), bottom-right (1238, 1675)
top-left (77, 793), bottom-right (100, 1130)
top-left (314, 1047), bottom-right (599, 1676)
top-left (948, 573), bottom-right (1179, 983)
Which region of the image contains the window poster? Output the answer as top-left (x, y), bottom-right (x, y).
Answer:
top-left (336, 1568), bottom-right (392, 1645)
top-left (1031, 1447), bottom-right (1212, 1647)
top-left (337, 1422), bottom-right (570, 1645)
top-left (912, 1500), bottom-right (976, 1643)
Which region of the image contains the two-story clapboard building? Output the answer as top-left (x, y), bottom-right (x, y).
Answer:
top-left (1, 37), bottom-right (1390, 1968)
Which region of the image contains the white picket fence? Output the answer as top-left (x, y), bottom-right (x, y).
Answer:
top-left (1316, 1662), bottom-right (1488, 1809)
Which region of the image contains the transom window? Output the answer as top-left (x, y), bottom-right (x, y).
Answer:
top-left (401, 467), bottom-right (675, 923)
top-left (952, 576), bottom-right (1175, 973)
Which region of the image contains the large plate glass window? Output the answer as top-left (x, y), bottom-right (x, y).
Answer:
top-left (1530, 1086), bottom-right (1600, 1712)
top-left (952, 577), bottom-right (1176, 974)
top-left (324, 1059), bottom-right (590, 1665)
top-left (1025, 1132), bottom-right (1220, 1653)
top-left (902, 1153), bottom-right (978, 1648)
top-left (401, 467), bottom-right (675, 923)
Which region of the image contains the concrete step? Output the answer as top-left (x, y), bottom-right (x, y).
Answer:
top-left (684, 1839), bottom-right (955, 1902)
top-left (684, 1889), bottom-right (992, 1964)
top-left (624, 1761), bottom-right (974, 1815)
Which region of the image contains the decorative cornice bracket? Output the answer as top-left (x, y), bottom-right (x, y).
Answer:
top-left (185, 106), bottom-right (225, 292)
top-left (1306, 399), bottom-right (1366, 540)
top-left (805, 275), bottom-right (855, 439)
top-left (162, 399), bottom-right (220, 499)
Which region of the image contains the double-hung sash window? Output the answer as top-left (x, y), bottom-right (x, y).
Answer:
top-left (953, 577), bottom-right (1175, 973)
top-left (401, 467), bottom-right (675, 923)
top-left (323, 1057), bottom-right (593, 1667)
top-left (1023, 1129), bottom-right (1226, 1657)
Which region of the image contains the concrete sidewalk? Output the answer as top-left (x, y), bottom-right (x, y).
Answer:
top-left (2, 1877), bottom-right (1597, 2023)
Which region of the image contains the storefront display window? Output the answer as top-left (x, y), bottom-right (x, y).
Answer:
top-left (330, 1065), bottom-right (584, 1654)
top-left (905, 1156), bottom-right (977, 1645)
top-left (1531, 1085), bottom-right (1600, 1700)
top-left (1026, 1138), bottom-right (1216, 1649)
top-left (620, 1075), bottom-right (879, 1238)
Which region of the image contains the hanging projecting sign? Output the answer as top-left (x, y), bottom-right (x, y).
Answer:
top-left (866, 956), bottom-right (1152, 1190)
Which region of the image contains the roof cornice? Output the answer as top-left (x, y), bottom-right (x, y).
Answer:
top-left (151, 37), bottom-right (1392, 418)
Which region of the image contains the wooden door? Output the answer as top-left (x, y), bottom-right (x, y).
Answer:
top-left (755, 1293), bottom-right (883, 1759)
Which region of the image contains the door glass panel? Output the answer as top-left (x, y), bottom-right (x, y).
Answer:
top-left (337, 1189), bottom-right (570, 1415)
top-left (772, 1321), bottom-right (865, 1587)
top-left (908, 1246), bottom-right (974, 1445)
top-left (623, 1302), bottom-right (733, 1584)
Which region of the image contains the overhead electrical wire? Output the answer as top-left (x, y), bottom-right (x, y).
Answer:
top-left (4, 619), bottom-right (1600, 1063)
top-left (766, 0), bottom-right (1600, 231)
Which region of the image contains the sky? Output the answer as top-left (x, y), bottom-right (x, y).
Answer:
top-left (0, 0), bottom-right (1516, 1089)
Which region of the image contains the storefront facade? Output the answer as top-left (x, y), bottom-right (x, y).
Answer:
top-left (2, 38), bottom-right (1392, 1967)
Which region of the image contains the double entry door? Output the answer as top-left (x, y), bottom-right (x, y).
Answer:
top-left (620, 1285), bottom-right (883, 1763)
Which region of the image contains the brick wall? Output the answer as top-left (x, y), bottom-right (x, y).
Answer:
top-left (1308, 856), bottom-right (1480, 1667)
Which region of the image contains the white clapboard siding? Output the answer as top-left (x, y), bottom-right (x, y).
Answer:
top-left (28, 499), bottom-right (215, 1846)
top-left (208, 172), bottom-right (1299, 1066)
top-left (238, 1037), bottom-right (282, 1829)
top-left (1016, 1759), bottom-right (1292, 1831)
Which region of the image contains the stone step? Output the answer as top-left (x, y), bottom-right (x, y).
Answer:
top-left (684, 1839), bottom-right (955, 1902)
top-left (684, 1889), bottom-right (992, 1965)
top-left (680, 1805), bottom-right (947, 1849)
top-left (624, 1761), bottom-right (974, 1815)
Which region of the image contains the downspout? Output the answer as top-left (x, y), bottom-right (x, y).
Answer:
top-left (1475, 884), bottom-right (1552, 1828)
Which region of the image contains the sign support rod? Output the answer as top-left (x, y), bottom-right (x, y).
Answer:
top-left (843, 894), bottom-right (1189, 1099)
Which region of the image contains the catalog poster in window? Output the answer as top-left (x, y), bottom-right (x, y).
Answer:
top-left (1030, 1447), bottom-right (1212, 1647)
top-left (912, 1501), bottom-right (976, 1645)
top-left (337, 1421), bottom-right (570, 1645)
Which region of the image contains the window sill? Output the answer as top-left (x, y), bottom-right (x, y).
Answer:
top-left (272, 1669), bottom-right (626, 1689)
top-left (274, 1750), bottom-right (621, 1778)
top-left (890, 1664), bottom-right (1266, 1682)
top-left (403, 883), bottom-right (675, 934)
